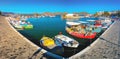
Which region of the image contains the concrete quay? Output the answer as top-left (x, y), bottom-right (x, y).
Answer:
top-left (70, 20), bottom-right (120, 59)
top-left (0, 16), bottom-right (44, 59)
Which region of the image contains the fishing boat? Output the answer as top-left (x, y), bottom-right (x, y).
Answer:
top-left (92, 27), bottom-right (102, 33)
top-left (20, 21), bottom-right (33, 29)
top-left (66, 21), bottom-right (97, 39)
top-left (20, 17), bottom-right (27, 21)
top-left (55, 34), bottom-right (79, 48)
top-left (40, 36), bottom-right (63, 49)
top-left (78, 21), bottom-right (88, 24)
top-left (21, 24), bottom-right (33, 29)
top-left (98, 17), bottom-right (113, 28)
top-left (94, 20), bottom-right (102, 27)
top-left (87, 20), bottom-right (102, 27)
top-left (14, 24), bottom-right (24, 29)
top-left (77, 21), bottom-right (89, 27)
top-left (40, 36), bottom-right (64, 54)
top-left (86, 25), bottom-right (102, 33)
top-left (24, 24), bottom-right (33, 29)
top-left (78, 21), bottom-right (102, 33)
top-left (40, 36), bottom-right (57, 49)
top-left (66, 27), bottom-right (96, 39)
top-left (87, 20), bottom-right (96, 25)
top-left (66, 22), bottom-right (81, 26)
top-left (102, 20), bottom-right (112, 28)
top-left (11, 21), bottom-right (24, 29)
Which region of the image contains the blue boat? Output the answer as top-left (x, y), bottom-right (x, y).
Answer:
top-left (86, 25), bottom-right (102, 33)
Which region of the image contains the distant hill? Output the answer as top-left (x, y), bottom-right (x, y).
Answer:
top-left (79, 12), bottom-right (89, 16)
top-left (2, 12), bottom-right (15, 15)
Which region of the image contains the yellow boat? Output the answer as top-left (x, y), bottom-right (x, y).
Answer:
top-left (40, 36), bottom-right (56, 49)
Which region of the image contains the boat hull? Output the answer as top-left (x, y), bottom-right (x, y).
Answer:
top-left (23, 25), bottom-right (33, 29)
top-left (55, 35), bottom-right (79, 48)
top-left (66, 28), bottom-right (96, 39)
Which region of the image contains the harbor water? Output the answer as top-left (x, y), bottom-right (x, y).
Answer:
top-left (18, 15), bottom-right (103, 57)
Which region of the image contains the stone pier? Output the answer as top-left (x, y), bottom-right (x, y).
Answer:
top-left (0, 16), bottom-right (44, 59)
top-left (70, 20), bottom-right (120, 59)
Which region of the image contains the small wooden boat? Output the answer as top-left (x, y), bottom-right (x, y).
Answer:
top-left (87, 20), bottom-right (102, 27)
top-left (78, 21), bottom-right (88, 24)
top-left (92, 27), bottom-right (102, 33)
top-left (66, 22), bottom-right (81, 26)
top-left (99, 17), bottom-right (112, 29)
top-left (11, 21), bottom-right (24, 29)
top-left (20, 21), bottom-right (33, 29)
top-left (55, 34), bottom-right (79, 48)
top-left (10, 19), bottom-right (33, 29)
top-left (40, 36), bottom-right (57, 49)
top-left (40, 36), bottom-right (64, 54)
top-left (22, 24), bottom-right (33, 29)
top-left (14, 24), bottom-right (24, 29)
top-left (25, 25), bottom-right (33, 29)
top-left (95, 20), bottom-right (102, 27)
top-left (101, 20), bottom-right (112, 29)
top-left (66, 21), bottom-right (97, 39)
top-left (66, 27), bottom-right (97, 39)
top-left (86, 25), bottom-right (102, 33)
top-left (20, 17), bottom-right (27, 21)
top-left (87, 20), bottom-right (95, 25)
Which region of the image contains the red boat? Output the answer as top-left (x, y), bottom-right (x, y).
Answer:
top-left (66, 27), bottom-right (97, 39)
top-left (70, 32), bottom-right (96, 39)
top-left (66, 22), bottom-right (97, 39)
top-left (95, 23), bottom-right (102, 27)
top-left (95, 20), bottom-right (102, 27)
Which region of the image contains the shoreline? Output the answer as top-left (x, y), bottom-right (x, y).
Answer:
top-left (6, 17), bottom-right (39, 49)
top-left (0, 16), bottom-right (45, 59)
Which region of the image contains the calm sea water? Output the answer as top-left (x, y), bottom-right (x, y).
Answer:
top-left (18, 15), bottom-right (100, 57)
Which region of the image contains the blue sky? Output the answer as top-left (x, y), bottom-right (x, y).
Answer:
top-left (0, 0), bottom-right (120, 14)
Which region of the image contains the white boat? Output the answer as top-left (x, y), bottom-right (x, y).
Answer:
top-left (87, 20), bottom-right (96, 25)
top-left (66, 22), bottom-right (81, 26)
top-left (78, 21), bottom-right (88, 24)
top-left (14, 25), bottom-right (23, 29)
top-left (55, 34), bottom-right (79, 48)
top-left (20, 17), bottom-right (27, 21)
top-left (87, 20), bottom-right (95, 22)
top-left (101, 18), bottom-right (112, 28)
